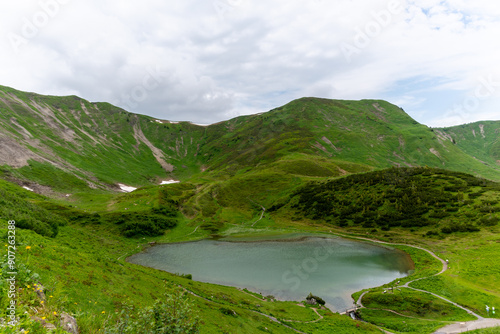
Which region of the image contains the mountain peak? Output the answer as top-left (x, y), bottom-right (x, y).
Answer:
top-left (0, 86), bottom-right (499, 197)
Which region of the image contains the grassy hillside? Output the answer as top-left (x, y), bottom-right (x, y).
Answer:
top-left (437, 121), bottom-right (500, 172)
top-left (0, 85), bottom-right (208, 193)
top-left (1, 85), bottom-right (500, 333)
top-left (1, 85), bottom-right (500, 198)
top-left (1, 168), bottom-right (499, 333)
top-left (0, 178), bottom-right (65, 237)
top-left (195, 98), bottom-right (500, 181)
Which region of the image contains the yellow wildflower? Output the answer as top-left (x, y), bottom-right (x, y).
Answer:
top-left (49, 295), bottom-right (53, 298)
top-left (26, 246), bottom-right (31, 250)
top-left (40, 301), bottom-right (44, 304)
top-left (101, 311), bottom-right (105, 314)
top-left (42, 317), bottom-right (46, 320)
top-left (53, 311), bottom-right (57, 315)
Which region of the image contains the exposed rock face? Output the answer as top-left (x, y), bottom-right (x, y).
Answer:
top-left (0, 135), bottom-right (39, 167)
top-left (60, 312), bottom-right (79, 334)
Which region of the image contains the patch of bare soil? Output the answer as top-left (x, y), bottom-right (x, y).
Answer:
top-left (0, 134), bottom-right (38, 167)
top-left (133, 122), bottom-right (174, 172)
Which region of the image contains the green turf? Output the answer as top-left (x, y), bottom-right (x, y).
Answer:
top-left (1, 85), bottom-right (500, 333)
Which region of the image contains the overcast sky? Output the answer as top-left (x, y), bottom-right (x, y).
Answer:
top-left (1, 0), bottom-right (499, 126)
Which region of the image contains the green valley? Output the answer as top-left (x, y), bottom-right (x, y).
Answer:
top-left (0, 85), bottom-right (499, 333)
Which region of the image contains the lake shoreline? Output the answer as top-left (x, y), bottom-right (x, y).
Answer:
top-left (127, 232), bottom-right (414, 312)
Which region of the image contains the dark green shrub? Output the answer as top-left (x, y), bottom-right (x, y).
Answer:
top-left (306, 293), bottom-right (326, 306)
top-left (289, 167), bottom-right (483, 230)
top-left (425, 230), bottom-right (439, 237)
top-left (441, 222), bottom-right (480, 234)
top-left (480, 215), bottom-right (499, 226)
top-left (104, 208), bottom-right (178, 237)
top-left (220, 307), bottom-right (237, 317)
top-left (0, 188), bottom-right (65, 237)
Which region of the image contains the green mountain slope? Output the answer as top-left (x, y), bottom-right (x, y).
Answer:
top-left (199, 97), bottom-right (500, 180)
top-left (1, 85), bottom-right (500, 195)
top-left (1, 85), bottom-right (500, 333)
top-left (0, 85), bottom-right (207, 192)
top-left (436, 121), bottom-right (500, 172)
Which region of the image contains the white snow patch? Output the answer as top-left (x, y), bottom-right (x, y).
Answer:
top-left (155, 120), bottom-right (162, 124)
top-left (118, 184), bottom-right (137, 192)
top-left (22, 186), bottom-right (34, 192)
top-left (169, 121), bottom-right (179, 124)
top-left (160, 180), bottom-right (180, 185)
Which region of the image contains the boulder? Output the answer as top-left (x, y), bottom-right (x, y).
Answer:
top-left (306, 298), bottom-right (317, 305)
top-left (60, 312), bottom-right (79, 334)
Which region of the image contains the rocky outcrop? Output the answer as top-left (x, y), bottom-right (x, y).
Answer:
top-left (60, 312), bottom-right (79, 334)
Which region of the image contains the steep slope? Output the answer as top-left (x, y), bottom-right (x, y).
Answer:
top-left (1, 85), bottom-right (500, 333)
top-left (436, 121), bottom-right (500, 171)
top-left (199, 98), bottom-right (500, 181)
top-left (0, 85), bottom-right (207, 193)
top-left (1, 85), bottom-right (500, 196)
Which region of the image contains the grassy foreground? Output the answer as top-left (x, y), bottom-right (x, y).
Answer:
top-left (1, 216), bottom-right (499, 333)
top-left (0, 219), bottom-right (384, 333)
top-left (0, 166), bottom-right (499, 333)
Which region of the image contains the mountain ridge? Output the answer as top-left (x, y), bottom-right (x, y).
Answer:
top-left (0, 84), bottom-right (499, 196)
top-left (1, 84), bottom-right (500, 333)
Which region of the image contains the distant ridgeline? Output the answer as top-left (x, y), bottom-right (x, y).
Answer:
top-left (0, 85), bottom-right (499, 238)
top-left (0, 85), bottom-right (499, 196)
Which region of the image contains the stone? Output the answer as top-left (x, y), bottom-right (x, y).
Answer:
top-left (306, 298), bottom-right (317, 305)
top-left (60, 312), bottom-right (79, 334)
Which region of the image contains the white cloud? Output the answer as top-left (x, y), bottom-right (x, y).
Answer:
top-left (0, 0), bottom-right (499, 126)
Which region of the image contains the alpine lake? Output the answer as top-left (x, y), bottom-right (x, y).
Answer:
top-left (127, 234), bottom-right (414, 311)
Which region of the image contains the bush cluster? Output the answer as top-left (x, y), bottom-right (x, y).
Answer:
top-left (289, 167), bottom-right (496, 231)
top-left (67, 206), bottom-right (178, 237)
top-left (0, 188), bottom-right (65, 237)
top-left (306, 292), bottom-right (326, 306)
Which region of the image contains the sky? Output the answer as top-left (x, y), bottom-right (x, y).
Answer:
top-left (1, 0), bottom-right (499, 127)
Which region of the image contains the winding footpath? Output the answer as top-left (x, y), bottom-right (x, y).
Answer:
top-left (351, 236), bottom-right (500, 334)
top-left (187, 225), bottom-right (200, 235)
top-left (251, 205), bottom-right (266, 226)
top-left (126, 233), bottom-right (499, 333)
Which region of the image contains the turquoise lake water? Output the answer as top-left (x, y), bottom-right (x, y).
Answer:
top-left (127, 235), bottom-right (413, 311)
